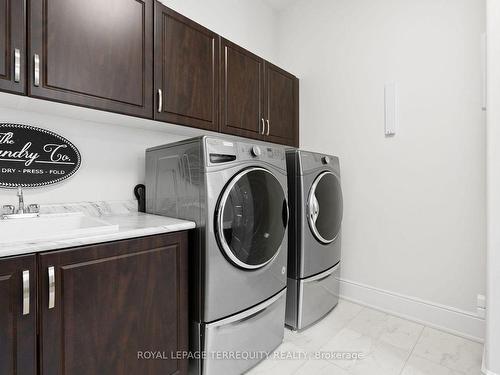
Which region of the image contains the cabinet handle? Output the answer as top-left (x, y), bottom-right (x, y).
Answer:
top-left (22, 270), bottom-right (29, 315)
top-left (157, 89), bottom-right (163, 113)
top-left (261, 118), bottom-right (265, 135)
top-left (14, 49), bottom-right (21, 83)
top-left (33, 54), bottom-right (40, 87)
top-left (266, 119), bottom-right (270, 136)
top-left (48, 266), bottom-right (55, 309)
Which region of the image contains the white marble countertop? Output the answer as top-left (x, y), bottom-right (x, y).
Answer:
top-left (0, 201), bottom-right (196, 258)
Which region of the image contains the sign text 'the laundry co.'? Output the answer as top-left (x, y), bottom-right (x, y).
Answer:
top-left (0, 124), bottom-right (81, 188)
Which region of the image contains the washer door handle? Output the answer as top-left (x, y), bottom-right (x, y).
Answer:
top-left (309, 194), bottom-right (320, 224)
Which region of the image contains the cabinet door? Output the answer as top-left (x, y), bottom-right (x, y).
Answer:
top-left (29, 0), bottom-right (153, 118)
top-left (264, 62), bottom-right (299, 147)
top-left (0, 0), bottom-right (26, 94)
top-left (39, 233), bottom-right (189, 375)
top-left (0, 254), bottom-right (37, 375)
top-left (155, 3), bottom-right (219, 131)
top-left (220, 38), bottom-right (265, 139)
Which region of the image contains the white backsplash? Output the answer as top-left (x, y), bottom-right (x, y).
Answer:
top-left (38, 200), bottom-right (138, 217)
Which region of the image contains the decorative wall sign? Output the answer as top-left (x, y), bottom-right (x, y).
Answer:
top-left (0, 123), bottom-right (81, 188)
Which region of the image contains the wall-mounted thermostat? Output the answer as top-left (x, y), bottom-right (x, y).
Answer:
top-left (384, 82), bottom-right (399, 136)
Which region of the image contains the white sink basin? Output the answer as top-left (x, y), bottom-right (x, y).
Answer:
top-left (0, 212), bottom-right (119, 244)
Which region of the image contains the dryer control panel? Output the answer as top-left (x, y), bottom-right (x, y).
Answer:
top-left (298, 150), bottom-right (340, 174)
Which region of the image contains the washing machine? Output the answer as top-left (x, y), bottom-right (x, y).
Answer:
top-left (285, 149), bottom-right (343, 330)
top-left (145, 136), bottom-right (289, 375)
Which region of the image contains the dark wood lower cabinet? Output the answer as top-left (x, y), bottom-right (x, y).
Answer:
top-left (0, 232), bottom-right (189, 375)
top-left (0, 254), bottom-right (37, 375)
top-left (39, 232), bottom-right (188, 375)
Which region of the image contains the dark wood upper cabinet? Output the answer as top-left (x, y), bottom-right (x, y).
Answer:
top-left (29, 0), bottom-right (153, 118)
top-left (264, 62), bottom-right (299, 147)
top-left (0, 254), bottom-right (37, 375)
top-left (0, 0), bottom-right (300, 145)
top-left (220, 38), bottom-right (265, 139)
top-left (155, 3), bottom-right (219, 131)
top-left (0, 0), bottom-right (26, 94)
top-left (38, 232), bottom-right (188, 375)
top-left (219, 39), bottom-right (298, 146)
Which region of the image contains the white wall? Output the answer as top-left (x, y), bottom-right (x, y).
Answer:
top-left (0, 97), bottom-right (185, 205)
top-left (485, 0), bottom-right (500, 372)
top-left (0, 0), bottom-right (277, 205)
top-left (275, 0), bottom-right (486, 335)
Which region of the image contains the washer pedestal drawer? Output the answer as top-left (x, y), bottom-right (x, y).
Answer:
top-left (286, 263), bottom-right (340, 330)
top-left (201, 289), bottom-right (286, 375)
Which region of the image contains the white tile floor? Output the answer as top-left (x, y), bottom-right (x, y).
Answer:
top-left (247, 300), bottom-right (483, 375)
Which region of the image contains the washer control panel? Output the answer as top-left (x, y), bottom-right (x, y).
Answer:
top-left (238, 143), bottom-right (285, 162)
top-left (205, 137), bottom-right (285, 167)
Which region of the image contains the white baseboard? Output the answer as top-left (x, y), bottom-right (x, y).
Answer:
top-left (482, 348), bottom-right (500, 375)
top-left (482, 365), bottom-right (500, 375)
top-left (338, 277), bottom-right (485, 343)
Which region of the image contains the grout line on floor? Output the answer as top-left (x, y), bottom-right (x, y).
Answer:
top-left (410, 353), bottom-right (469, 375)
top-left (291, 361), bottom-right (307, 375)
top-left (318, 301), bottom-right (366, 350)
top-left (286, 300), bottom-right (368, 373)
top-left (398, 325), bottom-right (425, 375)
top-left (341, 299), bottom-right (366, 325)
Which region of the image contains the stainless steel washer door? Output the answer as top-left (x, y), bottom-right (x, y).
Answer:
top-left (307, 171), bottom-right (343, 244)
top-left (216, 167), bottom-right (288, 270)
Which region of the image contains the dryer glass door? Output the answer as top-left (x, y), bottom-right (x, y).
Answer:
top-left (216, 167), bottom-right (288, 269)
top-left (308, 171), bottom-right (343, 244)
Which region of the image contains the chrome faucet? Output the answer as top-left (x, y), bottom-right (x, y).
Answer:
top-left (1, 186), bottom-right (40, 219)
top-left (17, 186), bottom-right (25, 214)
